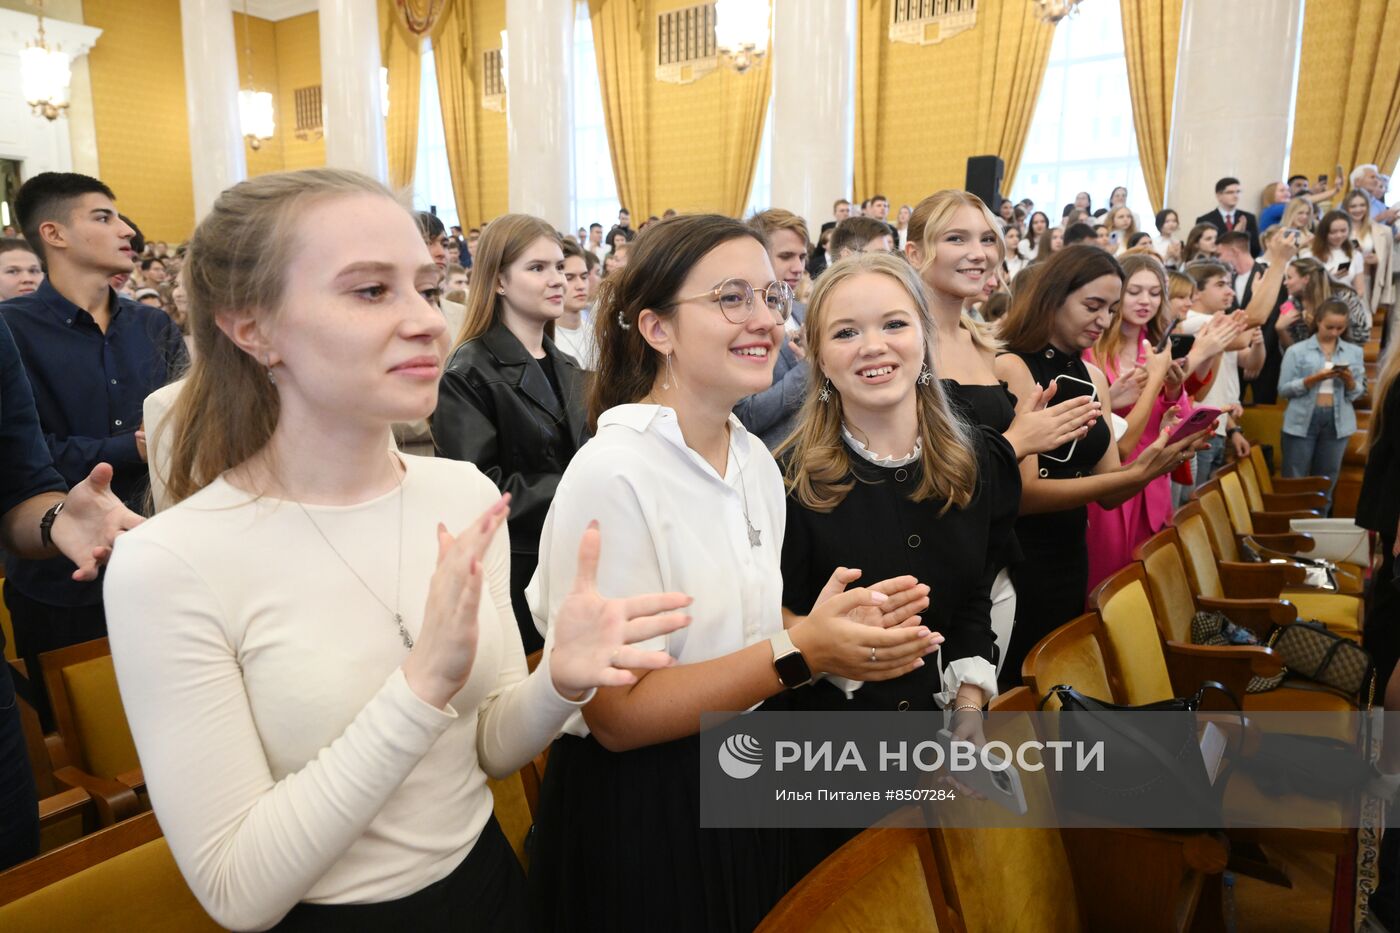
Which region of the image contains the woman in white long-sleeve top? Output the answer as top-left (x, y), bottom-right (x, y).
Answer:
top-left (102, 169), bottom-right (690, 932)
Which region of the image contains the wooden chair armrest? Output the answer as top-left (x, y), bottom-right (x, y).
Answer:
top-left (37, 786), bottom-right (92, 827)
top-left (1246, 532), bottom-right (1316, 554)
top-left (114, 767), bottom-right (145, 793)
top-left (1271, 476), bottom-right (1331, 494)
top-left (1261, 492), bottom-right (1328, 512)
top-left (52, 766), bottom-right (144, 826)
top-left (1216, 561), bottom-right (1304, 599)
top-left (1162, 641), bottom-right (1281, 705)
top-left (1195, 597), bottom-right (1295, 638)
top-left (1250, 510), bottom-right (1322, 534)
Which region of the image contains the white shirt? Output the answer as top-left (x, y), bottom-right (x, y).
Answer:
top-left (104, 456), bottom-right (588, 930)
top-left (1183, 310), bottom-right (1239, 435)
top-left (143, 378), bottom-right (184, 512)
top-left (1300, 246), bottom-right (1361, 291)
top-left (553, 316), bottom-right (597, 370)
top-left (528, 405), bottom-right (786, 737)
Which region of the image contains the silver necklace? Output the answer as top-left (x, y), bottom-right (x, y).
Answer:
top-left (733, 450), bottom-right (762, 549)
top-left (294, 459), bottom-right (412, 649)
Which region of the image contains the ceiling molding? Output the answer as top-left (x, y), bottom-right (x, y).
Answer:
top-left (0, 8), bottom-right (103, 57)
top-left (242, 0), bottom-right (319, 22)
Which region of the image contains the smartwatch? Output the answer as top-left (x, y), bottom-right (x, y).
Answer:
top-left (39, 499), bottom-right (65, 549)
top-left (770, 629), bottom-right (812, 689)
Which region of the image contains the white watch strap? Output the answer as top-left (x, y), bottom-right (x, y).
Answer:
top-left (770, 628), bottom-right (796, 661)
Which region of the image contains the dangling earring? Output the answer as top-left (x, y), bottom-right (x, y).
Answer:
top-left (818, 378), bottom-right (832, 403)
top-left (661, 353), bottom-right (675, 390)
top-left (916, 362), bottom-right (933, 386)
top-left (264, 355), bottom-right (277, 385)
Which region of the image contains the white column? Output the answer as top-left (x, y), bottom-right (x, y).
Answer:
top-left (1164, 0), bottom-right (1303, 224)
top-left (320, 0), bottom-right (389, 182)
top-left (180, 0), bottom-right (246, 220)
top-left (771, 0), bottom-right (856, 237)
top-left (506, 0), bottom-right (575, 226)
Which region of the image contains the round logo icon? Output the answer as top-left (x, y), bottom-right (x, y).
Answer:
top-left (718, 733), bottom-right (763, 779)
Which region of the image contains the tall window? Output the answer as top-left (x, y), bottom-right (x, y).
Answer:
top-left (744, 97), bottom-right (775, 218)
top-left (1014, 2), bottom-right (1152, 231)
top-left (573, 3), bottom-right (619, 234)
top-left (412, 43), bottom-right (460, 230)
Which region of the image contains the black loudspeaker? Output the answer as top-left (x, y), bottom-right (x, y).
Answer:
top-left (965, 155), bottom-right (1005, 212)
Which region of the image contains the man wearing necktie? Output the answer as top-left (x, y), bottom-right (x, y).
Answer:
top-left (1197, 176), bottom-right (1260, 257)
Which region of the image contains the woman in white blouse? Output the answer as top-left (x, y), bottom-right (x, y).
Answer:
top-left (103, 169), bottom-right (689, 932)
top-left (1302, 209), bottom-right (1366, 296)
top-left (1345, 189), bottom-right (1396, 309)
top-left (526, 214), bottom-right (941, 932)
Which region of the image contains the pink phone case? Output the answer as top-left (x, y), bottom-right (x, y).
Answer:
top-left (1167, 406), bottom-right (1222, 446)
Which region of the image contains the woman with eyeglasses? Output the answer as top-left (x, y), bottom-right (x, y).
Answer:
top-left (526, 215), bottom-right (939, 933)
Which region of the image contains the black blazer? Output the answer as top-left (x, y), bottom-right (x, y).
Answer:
top-left (1196, 207), bottom-right (1260, 256)
top-left (1357, 382), bottom-right (1400, 541)
top-left (432, 320), bottom-right (589, 554)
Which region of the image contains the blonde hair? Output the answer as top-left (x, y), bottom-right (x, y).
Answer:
top-left (1287, 257), bottom-right (1331, 314)
top-left (163, 168), bottom-right (395, 505)
top-left (748, 208), bottom-right (810, 249)
top-left (1089, 253), bottom-right (1167, 379)
top-left (455, 213), bottom-right (560, 347)
top-left (1167, 269), bottom-right (1195, 304)
top-left (906, 189), bottom-right (1003, 353)
top-left (1281, 197), bottom-right (1314, 231)
top-left (1109, 206), bottom-right (1138, 238)
top-left (1371, 331), bottom-right (1400, 453)
top-left (780, 252), bottom-right (978, 513)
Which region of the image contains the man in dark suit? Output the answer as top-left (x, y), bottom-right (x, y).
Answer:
top-left (1196, 176), bottom-right (1260, 257)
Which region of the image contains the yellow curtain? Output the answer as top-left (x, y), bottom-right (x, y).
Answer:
top-left (1120, 0), bottom-right (1182, 213)
top-left (1289, 0), bottom-right (1400, 186)
top-left (432, 1), bottom-right (484, 228)
top-left (716, 58), bottom-right (773, 217)
top-left (380, 0), bottom-right (422, 192)
top-left (589, 0), bottom-right (649, 216)
top-left (970, 0), bottom-right (1055, 192)
top-left (854, 0), bottom-right (884, 200)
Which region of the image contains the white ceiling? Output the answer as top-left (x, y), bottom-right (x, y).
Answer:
top-left (242, 0), bottom-right (319, 21)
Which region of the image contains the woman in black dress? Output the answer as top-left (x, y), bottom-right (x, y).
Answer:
top-left (1359, 336), bottom-right (1400, 699)
top-left (993, 245), bottom-right (1210, 682)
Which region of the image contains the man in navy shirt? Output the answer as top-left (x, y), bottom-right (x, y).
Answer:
top-left (0, 172), bottom-right (186, 727)
top-left (0, 310), bottom-right (148, 870)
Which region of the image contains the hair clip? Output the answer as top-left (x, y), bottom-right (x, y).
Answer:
top-left (617, 310), bottom-right (631, 330)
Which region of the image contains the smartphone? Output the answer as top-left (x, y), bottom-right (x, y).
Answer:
top-left (1337, 261), bottom-right (1351, 273)
top-left (1041, 373), bottom-right (1098, 463)
top-left (934, 728), bottom-right (1028, 816)
top-left (1154, 319), bottom-right (1180, 353)
top-left (1167, 406), bottom-right (1222, 446)
top-left (1318, 174), bottom-right (1328, 188)
top-left (1169, 334), bottom-right (1196, 360)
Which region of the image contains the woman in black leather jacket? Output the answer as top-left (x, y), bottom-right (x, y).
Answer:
top-left (432, 214), bottom-right (589, 652)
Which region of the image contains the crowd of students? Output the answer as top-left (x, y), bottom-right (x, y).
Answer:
top-left (0, 164), bottom-right (1396, 931)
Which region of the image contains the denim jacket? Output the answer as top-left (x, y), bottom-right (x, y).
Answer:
top-left (1278, 335), bottom-right (1366, 437)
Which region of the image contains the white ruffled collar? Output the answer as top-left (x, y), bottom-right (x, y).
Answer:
top-left (841, 425), bottom-right (921, 468)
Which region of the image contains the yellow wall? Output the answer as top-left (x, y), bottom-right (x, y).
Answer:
top-left (84, 0), bottom-right (195, 242)
top-left (274, 12), bottom-right (326, 172)
top-left (470, 0), bottom-right (509, 221)
top-left (233, 12), bottom-right (285, 178)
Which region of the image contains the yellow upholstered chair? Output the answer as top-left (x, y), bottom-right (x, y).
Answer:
top-left (488, 772), bottom-right (534, 869)
top-left (0, 812), bottom-right (219, 932)
top-left (39, 639), bottom-right (146, 825)
top-left (11, 658), bottom-right (95, 853)
top-left (1238, 403), bottom-right (1284, 458)
top-left (1246, 445), bottom-right (1330, 498)
top-left (1236, 452), bottom-right (1326, 514)
top-left (756, 822), bottom-right (951, 933)
top-left (1183, 495), bottom-right (1364, 633)
top-left (1020, 613), bottom-right (1117, 709)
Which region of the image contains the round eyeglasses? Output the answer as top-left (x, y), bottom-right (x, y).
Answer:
top-left (670, 277), bottom-right (794, 325)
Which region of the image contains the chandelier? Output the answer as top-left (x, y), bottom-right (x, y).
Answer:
top-left (20, 0), bottom-right (72, 120)
top-left (238, 0), bottom-right (275, 149)
top-left (715, 0), bottom-right (769, 74)
top-left (1033, 0), bottom-right (1086, 24)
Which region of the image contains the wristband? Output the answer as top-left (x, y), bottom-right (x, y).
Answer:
top-left (1225, 427), bottom-right (1242, 438)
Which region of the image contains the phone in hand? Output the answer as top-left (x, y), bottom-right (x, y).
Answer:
top-left (934, 728), bottom-right (1028, 816)
top-left (1041, 373), bottom-right (1098, 463)
top-left (1166, 406), bottom-right (1222, 446)
top-left (1154, 319), bottom-right (1181, 353)
top-left (1318, 174), bottom-right (1329, 188)
top-left (1169, 334), bottom-right (1196, 360)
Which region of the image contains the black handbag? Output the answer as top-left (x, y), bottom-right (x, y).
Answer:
top-left (1038, 682), bottom-right (1240, 828)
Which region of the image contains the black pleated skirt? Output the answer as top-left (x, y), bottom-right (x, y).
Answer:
top-left (1001, 507), bottom-right (1091, 692)
top-left (527, 732), bottom-right (796, 933)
